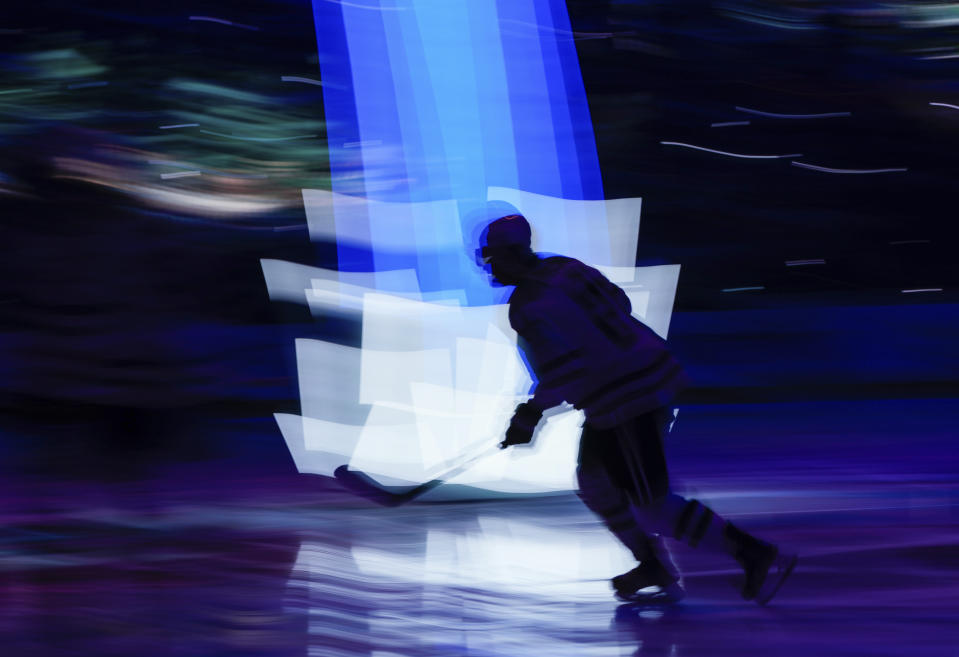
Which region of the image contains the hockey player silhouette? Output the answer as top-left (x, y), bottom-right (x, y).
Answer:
top-left (479, 213), bottom-right (797, 605)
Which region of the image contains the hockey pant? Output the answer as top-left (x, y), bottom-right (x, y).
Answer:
top-left (576, 408), bottom-right (731, 565)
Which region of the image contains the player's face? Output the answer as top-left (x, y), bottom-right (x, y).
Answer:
top-left (474, 253), bottom-right (499, 287)
top-left (489, 256), bottom-right (524, 286)
top-left (476, 245), bottom-right (522, 286)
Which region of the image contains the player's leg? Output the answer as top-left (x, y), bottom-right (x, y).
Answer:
top-left (633, 494), bottom-right (797, 603)
top-left (577, 421), bottom-right (682, 601)
top-left (613, 409), bottom-right (797, 604)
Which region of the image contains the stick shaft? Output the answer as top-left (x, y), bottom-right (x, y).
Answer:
top-left (398, 444), bottom-right (501, 503)
top-left (335, 444), bottom-right (501, 506)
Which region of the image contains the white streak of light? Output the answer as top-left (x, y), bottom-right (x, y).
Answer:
top-left (722, 286), bottom-right (765, 292)
top-left (724, 14), bottom-right (818, 31)
top-left (295, 339), bottom-right (367, 424)
top-left (349, 405), bottom-right (442, 484)
top-left (360, 292), bottom-right (499, 352)
top-left (360, 348), bottom-right (452, 407)
top-left (453, 332), bottom-right (529, 399)
top-left (594, 265), bottom-right (640, 284)
top-left (149, 158), bottom-right (267, 179)
top-left (660, 141), bottom-right (801, 159)
top-left (711, 121), bottom-right (751, 127)
top-left (930, 102), bottom-right (959, 110)
top-left (260, 259), bottom-right (422, 305)
top-left (735, 106), bottom-right (851, 119)
top-left (188, 15), bottom-right (260, 30)
top-left (158, 123), bottom-right (199, 129)
top-left (901, 288), bottom-right (943, 294)
top-left (306, 280), bottom-right (423, 316)
top-left (160, 170), bottom-right (201, 180)
top-left (785, 259), bottom-right (825, 266)
top-left (792, 161), bottom-right (908, 174)
top-left (51, 154), bottom-right (288, 214)
top-left (289, 339), bottom-right (552, 489)
top-left (922, 54), bottom-right (959, 60)
top-left (188, 15), bottom-right (231, 25)
top-left (273, 413), bottom-right (361, 478)
top-left (200, 129), bottom-right (317, 142)
top-left (623, 288), bottom-right (651, 322)
top-left (407, 383), bottom-right (517, 465)
top-left (621, 265), bottom-right (680, 338)
top-left (281, 75), bottom-right (324, 86)
top-left (128, 184), bottom-right (287, 214)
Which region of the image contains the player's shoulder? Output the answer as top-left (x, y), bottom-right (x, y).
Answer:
top-left (540, 254), bottom-right (580, 268)
top-left (509, 257), bottom-right (572, 310)
top-left (538, 255), bottom-right (611, 290)
top-left (533, 255), bottom-right (589, 280)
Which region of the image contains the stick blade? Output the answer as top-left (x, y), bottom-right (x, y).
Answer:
top-left (333, 465), bottom-right (402, 506)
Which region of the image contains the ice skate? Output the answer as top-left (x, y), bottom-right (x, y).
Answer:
top-left (724, 523), bottom-right (796, 604)
top-left (612, 560), bottom-right (686, 604)
top-left (755, 551), bottom-right (798, 606)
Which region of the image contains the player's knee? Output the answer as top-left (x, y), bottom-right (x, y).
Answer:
top-left (576, 468), bottom-right (620, 506)
top-left (576, 485), bottom-right (623, 517)
top-left (629, 493), bottom-right (686, 537)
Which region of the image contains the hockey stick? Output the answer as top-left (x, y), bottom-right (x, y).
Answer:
top-left (333, 443), bottom-right (501, 507)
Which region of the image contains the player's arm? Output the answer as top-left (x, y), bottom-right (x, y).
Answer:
top-left (502, 298), bottom-right (586, 447)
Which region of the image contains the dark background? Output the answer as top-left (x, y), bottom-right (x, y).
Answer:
top-left (0, 0), bottom-right (955, 482)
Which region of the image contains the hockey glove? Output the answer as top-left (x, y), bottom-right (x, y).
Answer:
top-left (498, 402), bottom-right (543, 449)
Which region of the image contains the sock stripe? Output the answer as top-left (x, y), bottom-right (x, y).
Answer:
top-left (673, 499), bottom-right (701, 540)
top-left (689, 507), bottom-right (715, 547)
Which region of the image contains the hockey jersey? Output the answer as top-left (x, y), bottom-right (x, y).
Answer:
top-left (508, 256), bottom-right (687, 428)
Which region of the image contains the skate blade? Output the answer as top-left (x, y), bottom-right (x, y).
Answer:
top-left (616, 582), bottom-right (686, 605)
top-left (756, 554), bottom-right (798, 606)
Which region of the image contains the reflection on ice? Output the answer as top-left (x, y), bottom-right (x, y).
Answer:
top-left (289, 511), bottom-right (636, 657)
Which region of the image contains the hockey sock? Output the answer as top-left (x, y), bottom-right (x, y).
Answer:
top-left (631, 494), bottom-right (732, 555)
top-left (671, 498), bottom-right (731, 554)
top-left (642, 534), bottom-right (680, 579)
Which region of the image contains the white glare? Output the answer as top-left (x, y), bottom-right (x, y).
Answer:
top-left (269, 190), bottom-right (681, 499)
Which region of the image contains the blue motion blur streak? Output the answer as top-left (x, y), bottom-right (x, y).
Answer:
top-left (311, 0), bottom-right (604, 299)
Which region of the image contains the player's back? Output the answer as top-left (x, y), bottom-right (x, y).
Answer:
top-left (509, 256), bottom-right (687, 427)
